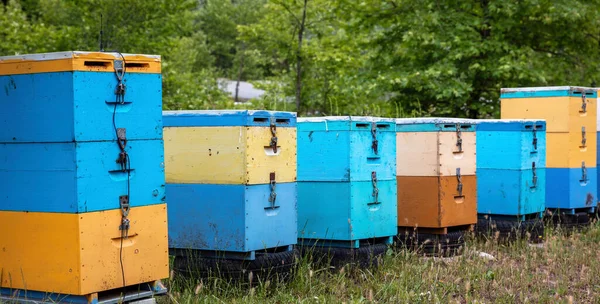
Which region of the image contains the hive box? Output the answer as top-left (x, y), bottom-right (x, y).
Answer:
top-left (0, 51), bottom-right (168, 297)
top-left (297, 117), bottom-right (397, 248)
top-left (476, 120), bottom-right (546, 218)
top-left (0, 51), bottom-right (163, 143)
top-left (163, 110), bottom-right (298, 258)
top-left (501, 86), bottom-right (597, 212)
top-left (396, 118), bottom-right (478, 231)
top-left (0, 204), bottom-right (169, 296)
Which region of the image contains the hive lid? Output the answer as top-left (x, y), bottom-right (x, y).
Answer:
top-left (163, 110), bottom-right (297, 127)
top-left (297, 116), bottom-right (395, 132)
top-left (500, 86), bottom-right (597, 98)
top-left (395, 117), bottom-right (477, 132)
top-left (476, 119), bottom-right (546, 131)
top-left (0, 51), bottom-right (161, 75)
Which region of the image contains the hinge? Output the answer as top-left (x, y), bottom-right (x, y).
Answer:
top-left (269, 117), bottom-right (278, 154)
top-left (455, 124), bottom-right (463, 152)
top-left (371, 122), bottom-right (379, 154)
top-left (456, 168), bottom-right (463, 196)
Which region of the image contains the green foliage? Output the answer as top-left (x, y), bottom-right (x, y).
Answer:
top-left (2, 0), bottom-right (600, 116)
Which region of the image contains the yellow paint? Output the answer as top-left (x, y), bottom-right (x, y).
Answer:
top-left (396, 132), bottom-right (476, 176)
top-left (0, 52), bottom-right (160, 75)
top-left (546, 132), bottom-right (597, 168)
top-left (0, 204), bottom-right (169, 295)
top-left (501, 97), bottom-right (597, 133)
top-left (164, 126), bottom-right (297, 184)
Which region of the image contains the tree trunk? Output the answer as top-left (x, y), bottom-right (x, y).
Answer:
top-left (295, 0), bottom-right (308, 113)
top-left (235, 43), bottom-right (246, 103)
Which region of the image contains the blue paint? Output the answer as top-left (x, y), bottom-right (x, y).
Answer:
top-left (546, 167), bottom-right (598, 210)
top-left (500, 86), bottom-right (597, 99)
top-left (163, 110), bottom-right (297, 127)
top-left (0, 72), bottom-right (163, 143)
top-left (166, 183), bottom-right (297, 255)
top-left (477, 168), bottom-right (546, 217)
top-left (297, 117), bottom-right (396, 182)
top-left (476, 120), bottom-right (546, 132)
top-left (476, 121), bottom-right (547, 170)
top-left (297, 180), bottom-right (397, 247)
top-left (0, 140), bottom-right (165, 213)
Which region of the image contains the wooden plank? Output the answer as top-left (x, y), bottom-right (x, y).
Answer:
top-left (546, 131), bottom-right (597, 168)
top-left (396, 176), bottom-right (441, 228)
top-left (439, 175), bottom-right (478, 227)
top-left (396, 132), bottom-right (439, 176)
top-left (438, 132), bottom-right (476, 176)
top-left (245, 127), bottom-right (297, 184)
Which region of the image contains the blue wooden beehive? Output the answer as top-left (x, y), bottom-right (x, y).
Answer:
top-left (163, 110), bottom-right (298, 260)
top-left (297, 117), bottom-right (397, 248)
top-left (476, 120), bottom-right (547, 219)
top-left (0, 51), bottom-right (166, 213)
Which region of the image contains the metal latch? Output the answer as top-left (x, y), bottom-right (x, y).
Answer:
top-left (455, 124), bottom-right (463, 152)
top-left (531, 162), bottom-right (537, 188)
top-left (581, 126), bottom-right (587, 147)
top-left (370, 171), bottom-right (379, 205)
top-left (119, 195), bottom-right (130, 232)
top-left (114, 59), bottom-right (126, 100)
top-left (269, 117), bottom-right (278, 154)
top-left (116, 128), bottom-right (128, 170)
top-left (581, 93), bottom-right (587, 113)
top-left (371, 122), bottom-right (378, 154)
top-left (267, 172), bottom-right (278, 209)
top-left (532, 125), bottom-right (538, 150)
top-left (581, 162), bottom-right (588, 182)
top-left (456, 168), bottom-right (463, 196)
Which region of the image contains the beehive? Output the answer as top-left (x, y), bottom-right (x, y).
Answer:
top-left (163, 110), bottom-right (298, 258)
top-left (476, 120), bottom-right (547, 218)
top-left (395, 118), bottom-right (478, 231)
top-left (0, 51), bottom-right (168, 296)
top-left (501, 86), bottom-right (597, 212)
top-left (296, 117), bottom-right (397, 248)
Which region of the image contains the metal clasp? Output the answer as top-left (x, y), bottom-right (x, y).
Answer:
top-left (268, 172), bottom-right (277, 208)
top-left (455, 124), bottom-right (463, 152)
top-left (532, 124), bottom-right (538, 151)
top-left (581, 162), bottom-right (588, 182)
top-left (269, 117), bottom-right (278, 154)
top-left (371, 122), bottom-right (378, 154)
top-left (456, 168), bottom-right (463, 196)
top-left (116, 128), bottom-right (128, 170)
top-left (531, 162), bottom-right (537, 188)
top-left (113, 59), bottom-right (126, 102)
top-left (371, 171), bottom-right (379, 204)
top-left (581, 93), bottom-right (587, 113)
top-left (581, 126), bottom-right (587, 147)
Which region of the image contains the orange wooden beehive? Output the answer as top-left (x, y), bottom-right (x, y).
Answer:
top-left (395, 118), bottom-right (478, 233)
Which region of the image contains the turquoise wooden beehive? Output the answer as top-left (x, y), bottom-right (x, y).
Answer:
top-left (297, 117), bottom-right (397, 248)
top-left (476, 120), bottom-right (547, 219)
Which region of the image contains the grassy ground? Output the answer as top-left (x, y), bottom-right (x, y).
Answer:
top-left (163, 222), bottom-right (600, 303)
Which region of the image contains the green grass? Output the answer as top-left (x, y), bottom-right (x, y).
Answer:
top-left (162, 222), bottom-right (600, 303)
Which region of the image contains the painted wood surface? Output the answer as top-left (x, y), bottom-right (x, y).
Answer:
top-left (500, 86), bottom-right (597, 98)
top-left (501, 97), bottom-right (596, 133)
top-left (297, 180), bottom-right (397, 245)
top-left (396, 132), bottom-right (476, 176)
top-left (0, 140), bottom-right (165, 213)
top-left (476, 124), bottom-right (546, 170)
top-left (0, 51), bottom-right (161, 75)
top-left (163, 110), bottom-right (296, 127)
top-left (395, 118), bottom-right (477, 132)
top-left (397, 175), bottom-right (477, 228)
top-left (166, 183), bottom-right (297, 253)
top-left (297, 118), bottom-right (396, 182)
top-left (164, 126), bottom-right (296, 184)
top-left (477, 168), bottom-right (545, 216)
top-left (0, 72), bottom-right (163, 143)
top-left (546, 167), bottom-right (598, 210)
top-left (0, 204), bottom-right (168, 295)
top-left (546, 131), bottom-right (597, 168)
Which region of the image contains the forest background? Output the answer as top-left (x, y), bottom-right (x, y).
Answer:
top-left (2, 0), bottom-right (599, 118)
